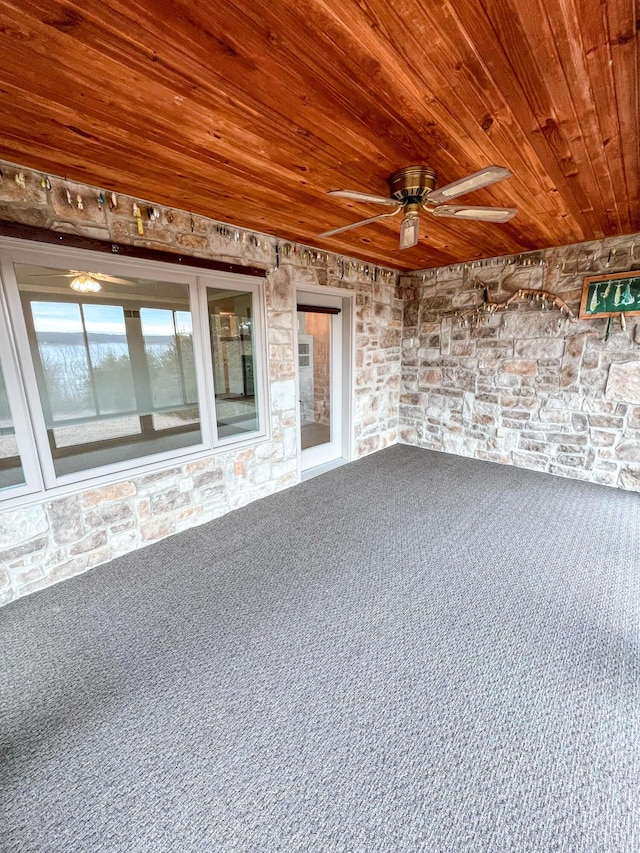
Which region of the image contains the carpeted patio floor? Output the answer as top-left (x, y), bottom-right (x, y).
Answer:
top-left (1, 445), bottom-right (639, 851)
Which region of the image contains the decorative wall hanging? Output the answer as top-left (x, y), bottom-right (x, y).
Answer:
top-left (0, 159), bottom-right (398, 288)
top-left (446, 284), bottom-right (576, 328)
top-left (579, 271), bottom-right (640, 320)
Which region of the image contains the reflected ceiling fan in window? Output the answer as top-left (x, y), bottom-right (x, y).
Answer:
top-left (24, 268), bottom-right (137, 293)
top-left (319, 165), bottom-right (517, 249)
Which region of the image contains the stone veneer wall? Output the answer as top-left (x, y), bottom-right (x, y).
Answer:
top-left (0, 162), bottom-right (401, 604)
top-left (399, 232), bottom-right (640, 491)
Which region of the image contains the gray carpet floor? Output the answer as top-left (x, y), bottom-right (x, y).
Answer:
top-left (2, 445), bottom-right (640, 852)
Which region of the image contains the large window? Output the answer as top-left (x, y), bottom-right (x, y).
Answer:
top-left (0, 244), bottom-right (267, 501)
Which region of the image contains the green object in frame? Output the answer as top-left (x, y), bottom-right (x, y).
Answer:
top-left (579, 271), bottom-right (640, 319)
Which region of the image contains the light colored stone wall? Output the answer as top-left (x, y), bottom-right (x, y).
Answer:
top-left (0, 161), bottom-right (400, 604)
top-left (399, 233), bottom-right (640, 490)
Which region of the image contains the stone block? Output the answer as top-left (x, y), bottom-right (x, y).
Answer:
top-left (595, 460), bottom-right (619, 472)
top-left (451, 341), bottom-right (476, 357)
top-left (500, 359), bottom-right (537, 376)
top-left (51, 185), bottom-right (107, 224)
top-left (270, 379), bottom-right (296, 412)
top-left (605, 361), bottom-right (640, 405)
top-left (0, 506), bottom-right (48, 549)
top-left (514, 339), bottom-right (565, 359)
top-left (0, 170), bottom-right (48, 204)
top-left (47, 495), bottom-right (85, 544)
top-left (141, 517), bottom-right (176, 542)
top-left (501, 395), bottom-right (537, 411)
top-left (417, 367), bottom-right (442, 387)
top-left (404, 300), bottom-right (419, 327)
top-left (151, 489), bottom-right (192, 515)
top-left (69, 530), bottom-right (108, 555)
top-left (589, 430), bottom-right (616, 447)
top-left (588, 413), bottom-right (625, 429)
top-left (86, 502), bottom-right (136, 528)
top-left (614, 440), bottom-right (640, 462)
top-left (175, 232), bottom-right (208, 251)
top-left (255, 441), bottom-right (284, 462)
top-left (565, 334), bottom-right (587, 359)
top-left (561, 364), bottom-right (579, 386)
top-left (627, 407), bottom-right (640, 430)
top-left (82, 481), bottom-right (136, 508)
top-left (192, 469), bottom-right (224, 489)
top-left (618, 467), bottom-right (640, 491)
top-left (556, 454), bottom-right (586, 468)
top-left (572, 413), bottom-right (588, 432)
top-left (2, 536), bottom-right (48, 564)
top-left (45, 555), bottom-right (90, 583)
top-left (512, 451), bottom-right (549, 471)
top-left (538, 409), bottom-right (572, 425)
top-left (495, 374), bottom-right (520, 388)
top-left (380, 327), bottom-right (401, 348)
top-left (0, 204), bottom-right (50, 229)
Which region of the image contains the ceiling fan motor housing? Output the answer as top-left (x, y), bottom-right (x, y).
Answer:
top-left (388, 166), bottom-right (437, 202)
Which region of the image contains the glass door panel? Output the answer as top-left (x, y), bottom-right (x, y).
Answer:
top-left (298, 311), bottom-right (331, 451)
top-left (297, 293), bottom-right (343, 471)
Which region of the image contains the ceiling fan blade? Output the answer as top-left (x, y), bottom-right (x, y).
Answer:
top-left (319, 207), bottom-right (402, 238)
top-left (25, 270), bottom-right (136, 285)
top-left (95, 274), bottom-right (138, 285)
top-left (328, 190), bottom-right (398, 207)
top-left (26, 272), bottom-right (76, 278)
top-left (430, 205), bottom-right (517, 222)
top-left (427, 166), bottom-right (512, 204)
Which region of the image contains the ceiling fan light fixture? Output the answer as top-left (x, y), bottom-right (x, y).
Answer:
top-left (400, 211), bottom-right (420, 249)
top-left (70, 273), bottom-right (102, 293)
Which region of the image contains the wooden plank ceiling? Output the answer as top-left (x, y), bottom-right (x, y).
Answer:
top-left (0, 0), bottom-right (637, 271)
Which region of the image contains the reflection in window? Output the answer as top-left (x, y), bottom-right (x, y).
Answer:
top-left (0, 363), bottom-right (26, 490)
top-left (17, 264), bottom-right (202, 476)
top-left (208, 288), bottom-right (258, 437)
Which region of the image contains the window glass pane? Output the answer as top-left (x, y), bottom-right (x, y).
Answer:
top-left (82, 304), bottom-right (136, 414)
top-left (31, 301), bottom-right (95, 422)
top-left (0, 362), bottom-right (26, 491)
top-left (207, 288), bottom-right (258, 437)
top-left (16, 264), bottom-right (202, 477)
top-left (140, 307), bottom-right (196, 410)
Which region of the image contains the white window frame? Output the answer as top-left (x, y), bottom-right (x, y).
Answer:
top-left (0, 236), bottom-right (269, 506)
top-left (0, 281), bottom-right (43, 500)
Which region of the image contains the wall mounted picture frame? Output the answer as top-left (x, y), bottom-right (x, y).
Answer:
top-left (579, 270), bottom-right (640, 320)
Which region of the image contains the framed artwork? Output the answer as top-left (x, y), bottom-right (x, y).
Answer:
top-left (579, 271), bottom-right (640, 320)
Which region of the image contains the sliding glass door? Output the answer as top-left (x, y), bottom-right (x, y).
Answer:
top-left (297, 291), bottom-right (345, 471)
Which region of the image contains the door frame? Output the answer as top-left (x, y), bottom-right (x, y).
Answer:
top-left (294, 284), bottom-right (354, 478)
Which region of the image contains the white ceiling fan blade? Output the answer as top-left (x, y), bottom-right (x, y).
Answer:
top-left (328, 190), bottom-right (398, 207)
top-left (430, 205), bottom-right (517, 222)
top-left (26, 272), bottom-right (77, 278)
top-left (26, 270), bottom-right (137, 286)
top-left (427, 166), bottom-right (512, 204)
top-left (94, 274), bottom-right (138, 285)
top-left (319, 206), bottom-right (401, 238)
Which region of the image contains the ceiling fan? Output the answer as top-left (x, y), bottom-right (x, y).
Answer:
top-left (25, 269), bottom-right (136, 293)
top-left (319, 164), bottom-right (517, 249)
